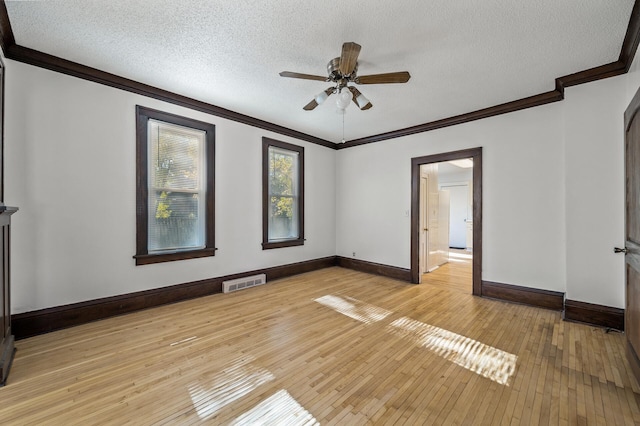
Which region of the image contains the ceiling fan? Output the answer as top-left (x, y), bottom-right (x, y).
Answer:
top-left (279, 42), bottom-right (411, 112)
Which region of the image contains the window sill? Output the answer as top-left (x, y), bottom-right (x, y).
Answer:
top-left (134, 248), bottom-right (216, 265)
top-left (262, 239), bottom-right (304, 250)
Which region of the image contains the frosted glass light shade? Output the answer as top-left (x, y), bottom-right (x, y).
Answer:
top-left (355, 93), bottom-right (370, 109)
top-left (336, 89), bottom-right (352, 110)
top-left (315, 91), bottom-right (329, 104)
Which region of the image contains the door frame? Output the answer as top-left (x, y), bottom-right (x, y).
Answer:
top-left (440, 182), bottom-right (471, 250)
top-left (410, 147), bottom-right (482, 295)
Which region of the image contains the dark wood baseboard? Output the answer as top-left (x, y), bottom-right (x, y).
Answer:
top-left (12, 256), bottom-right (337, 339)
top-left (481, 280), bottom-right (564, 311)
top-left (336, 256), bottom-right (412, 282)
top-left (563, 299), bottom-right (625, 331)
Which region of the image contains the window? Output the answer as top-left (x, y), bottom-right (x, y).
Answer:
top-left (262, 137), bottom-right (304, 249)
top-left (135, 106), bottom-right (215, 265)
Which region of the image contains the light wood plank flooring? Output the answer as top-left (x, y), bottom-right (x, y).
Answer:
top-left (423, 249), bottom-right (473, 294)
top-left (1, 263), bottom-right (639, 425)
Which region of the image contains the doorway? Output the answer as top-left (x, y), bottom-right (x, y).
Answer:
top-left (411, 148), bottom-right (482, 295)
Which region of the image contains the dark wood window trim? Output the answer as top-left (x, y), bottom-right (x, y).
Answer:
top-left (134, 106), bottom-right (215, 265)
top-left (262, 137), bottom-right (304, 250)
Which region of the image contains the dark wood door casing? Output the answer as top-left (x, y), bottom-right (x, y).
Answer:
top-left (410, 147), bottom-right (482, 295)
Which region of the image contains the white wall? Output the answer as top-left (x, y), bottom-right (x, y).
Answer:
top-left (561, 52), bottom-right (640, 308)
top-left (563, 77), bottom-right (626, 308)
top-left (336, 104), bottom-right (567, 292)
top-left (5, 60), bottom-right (336, 313)
top-left (336, 54), bottom-right (640, 308)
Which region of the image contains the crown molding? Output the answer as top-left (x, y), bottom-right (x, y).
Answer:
top-left (0, 2), bottom-right (335, 150)
top-left (0, 0), bottom-right (638, 150)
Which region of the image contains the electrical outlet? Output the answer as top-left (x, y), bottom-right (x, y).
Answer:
top-left (352, 252), bottom-right (356, 257)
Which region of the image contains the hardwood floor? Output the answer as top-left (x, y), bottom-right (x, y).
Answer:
top-left (1, 264), bottom-right (639, 424)
top-left (423, 249), bottom-right (473, 294)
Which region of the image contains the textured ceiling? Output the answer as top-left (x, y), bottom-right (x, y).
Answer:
top-left (4, 0), bottom-right (636, 143)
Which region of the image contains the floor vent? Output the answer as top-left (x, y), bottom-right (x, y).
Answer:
top-left (222, 274), bottom-right (267, 293)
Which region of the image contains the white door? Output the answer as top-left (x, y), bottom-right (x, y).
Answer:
top-left (438, 190), bottom-right (451, 264)
top-left (443, 184), bottom-right (469, 249)
top-left (427, 189), bottom-right (440, 271)
top-left (419, 176), bottom-right (428, 276)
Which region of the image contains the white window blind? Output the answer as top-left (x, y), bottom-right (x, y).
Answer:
top-left (148, 119), bottom-right (206, 253)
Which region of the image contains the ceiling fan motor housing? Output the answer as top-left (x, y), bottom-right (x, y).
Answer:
top-left (327, 57), bottom-right (357, 83)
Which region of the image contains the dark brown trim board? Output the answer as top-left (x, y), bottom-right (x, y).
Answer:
top-left (336, 256), bottom-right (412, 282)
top-left (339, 1), bottom-right (640, 148)
top-left (563, 299), bottom-right (625, 331)
top-left (481, 281), bottom-right (564, 311)
top-left (0, 43), bottom-right (333, 149)
top-left (340, 91), bottom-right (564, 148)
top-left (0, 0), bottom-right (14, 53)
top-left (622, 0), bottom-right (640, 71)
top-left (12, 256), bottom-right (337, 339)
top-left (341, 59), bottom-right (630, 149)
top-left (410, 148), bottom-right (482, 295)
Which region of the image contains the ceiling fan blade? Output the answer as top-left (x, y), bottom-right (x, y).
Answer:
top-left (339, 42), bottom-right (361, 76)
top-left (303, 99), bottom-right (319, 111)
top-left (280, 71), bottom-right (328, 82)
top-left (355, 71), bottom-right (411, 84)
top-left (303, 87), bottom-right (335, 110)
top-left (348, 86), bottom-right (373, 110)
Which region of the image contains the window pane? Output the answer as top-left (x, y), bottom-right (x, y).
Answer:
top-left (269, 147), bottom-right (298, 196)
top-left (135, 106), bottom-right (216, 265)
top-left (268, 145), bottom-right (300, 242)
top-left (148, 119), bottom-right (206, 253)
top-left (149, 120), bottom-right (204, 190)
top-left (149, 191), bottom-right (204, 252)
top-left (269, 195), bottom-right (298, 240)
top-left (262, 137), bottom-right (303, 250)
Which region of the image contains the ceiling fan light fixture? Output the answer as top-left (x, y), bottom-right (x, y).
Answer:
top-left (335, 88), bottom-right (353, 110)
top-left (355, 93), bottom-right (370, 109)
top-left (280, 42), bottom-right (410, 111)
top-left (315, 90), bottom-right (329, 105)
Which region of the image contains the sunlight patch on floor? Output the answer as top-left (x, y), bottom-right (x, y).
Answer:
top-left (448, 251), bottom-right (473, 263)
top-left (387, 317), bottom-right (517, 385)
top-left (188, 356), bottom-right (275, 420)
top-left (314, 294), bottom-right (392, 324)
top-left (231, 389), bottom-right (319, 425)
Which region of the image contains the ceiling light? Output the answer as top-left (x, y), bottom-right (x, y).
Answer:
top-left (315, 90), bottom-right (329, 105)
top-left (336, 88), bottom-right (353, 111)
top-left (355, 92), bottom-right (370, 109)
top-left (449, 159), bottom-right (473, 168)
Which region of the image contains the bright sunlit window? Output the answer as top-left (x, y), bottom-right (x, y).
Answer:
top-left (262, 137), bottom-right (304, 249)
top-left (134, 106), bottom-right (215, 265)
